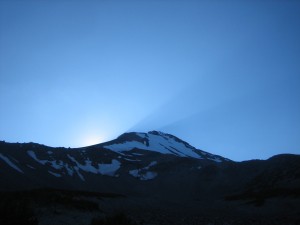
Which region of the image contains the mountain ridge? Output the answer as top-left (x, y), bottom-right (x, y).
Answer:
top-left (0, 131), bottom-right (230, 191)
top-left (0, 131), bottom-right (299, 224)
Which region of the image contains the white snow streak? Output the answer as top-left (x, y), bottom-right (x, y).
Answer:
top-left (27, 150), bottom-right (47, 165)
top-left (123, 158), bottom-right (141, 162)
top-left (74, 166), bottom-right (85, 181)
top-left (131, 153), bottom-right (144, 156)
top-left (48, 171), bottom-right (62, 177)
top-left (27, 164), bottom-right (35, 169)
top-left (0, 153), bottom-right (24, 173)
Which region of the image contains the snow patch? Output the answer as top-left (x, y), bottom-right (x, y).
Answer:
top-left (28, 150), bottom-right (67, 170)
top-left (123, 158), bottom-right (141, 162)
top-left (145, 161), bottom-right (157, 169)
top-left (81, 160), bottom-right (98, 173)
top-left (131, 153), bottom-right (144, 156)
top-left (208, 157), bottom-right (222, 163)
top-left (74, 166), bottom-right (85, 181)
top-left (27, 150), bottom-right (47, 165)
top-left (104, 133), bottom-right (203, 159)
top-left (98, 159), bottom-right (121, 176)
top-left (65, 164), bottom-right (74, 176)
top-left (129, 169), bottom-right (157, 180)
top-left (141, 171), bottom-right (157, 180)
top-left (67, 154), bottom-right (120, 176)
top-left (129, 169), bottom-right (139, 177)
top-left (128, 161), bottom-right (158, 181)
top-left (48, 171), bottom-right (62, 177)
top-left (68, 155), bottom-right (98, 174)
top-left (27, 164), bottom-right (35, 169)
top-left (0, 153), bottom-right (24, 173)
top-left (50, 160), bottom-right (64, 170)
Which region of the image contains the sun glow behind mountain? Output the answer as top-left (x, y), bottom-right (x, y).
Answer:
top-left (81, 133), bottom-right (105, 147)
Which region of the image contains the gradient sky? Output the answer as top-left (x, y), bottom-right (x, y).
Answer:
top-left (0, 0), bottom-right (299, 161)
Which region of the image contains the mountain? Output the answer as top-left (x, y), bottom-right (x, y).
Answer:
top-left (0, 131), bottom-right (299, 225)
top-left (99, 131), bottom-right (228, 162)
top-left (0, 131), bottom-right (229, 190)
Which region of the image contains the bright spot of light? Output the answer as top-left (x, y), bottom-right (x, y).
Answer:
top-left (82, 134), bottom-right (104, 146)
top-left (74, 118), bottom-right (120, 147)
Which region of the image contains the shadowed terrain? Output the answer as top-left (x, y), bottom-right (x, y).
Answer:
top-left (0, 132), bottom-right (299, 225)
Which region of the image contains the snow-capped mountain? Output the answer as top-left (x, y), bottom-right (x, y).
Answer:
top-left (1, 130), bottom-right (299, 202)
top-left (1, 131), bottom-right (300, 225)
top-left (0, 131), bottom-right (229, 190)
top-left (100, 131), bottom-right (228, 162)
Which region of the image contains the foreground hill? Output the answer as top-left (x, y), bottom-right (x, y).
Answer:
top-left (0, 131), bottom-right (299, 225)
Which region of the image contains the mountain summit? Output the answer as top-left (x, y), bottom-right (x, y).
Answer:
top-left (99, 131), bottom-right (228, 162)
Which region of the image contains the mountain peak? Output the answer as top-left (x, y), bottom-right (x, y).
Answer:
top-left (102, 131), bottom-right (228, 162)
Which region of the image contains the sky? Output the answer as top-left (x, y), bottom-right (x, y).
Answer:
top-left (0, 0), bottom-right (299, 161)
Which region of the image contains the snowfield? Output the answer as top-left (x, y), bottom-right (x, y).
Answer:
top-left (104, 132), bottom-right (203, 159)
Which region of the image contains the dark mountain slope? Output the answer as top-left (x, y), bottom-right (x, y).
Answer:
top-left (0, 132), bottom-right (299, 224)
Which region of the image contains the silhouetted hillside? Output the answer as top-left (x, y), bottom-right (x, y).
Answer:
top-left (0, 132), bottom-right (299, 224)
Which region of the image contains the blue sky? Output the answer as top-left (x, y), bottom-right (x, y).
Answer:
top-left (0, 0), bottom-right (299, 161)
